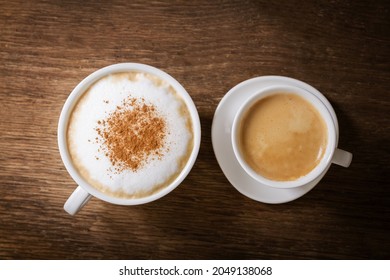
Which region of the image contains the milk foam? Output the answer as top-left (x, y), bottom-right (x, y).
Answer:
top-left (67, 72), bottom-right (193, 198)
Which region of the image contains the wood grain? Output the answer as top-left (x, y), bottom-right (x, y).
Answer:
top-left (0, 0), bottom-right (389, 259)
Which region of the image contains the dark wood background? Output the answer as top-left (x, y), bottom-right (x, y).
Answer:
top-left (1, 0), bottom-right (389, 259)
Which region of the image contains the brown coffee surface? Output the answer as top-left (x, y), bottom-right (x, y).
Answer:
top-left (239, 93), bottom-right (327, 181)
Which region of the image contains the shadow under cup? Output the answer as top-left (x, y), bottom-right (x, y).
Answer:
top-left (58, 63), bottom-right (201, 215)
top-left (231, 85), bottom-right (347, 189)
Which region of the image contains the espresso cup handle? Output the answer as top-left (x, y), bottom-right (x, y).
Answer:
top-left (332, 148), bottom-right (353, 168)
top-left (64, 186), bottom-right (92, 215)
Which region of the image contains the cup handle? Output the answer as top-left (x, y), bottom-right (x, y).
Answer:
top-left (64, 186), bottom-right (92, 215)
top-left (332, 148), bottom-right (353, 168)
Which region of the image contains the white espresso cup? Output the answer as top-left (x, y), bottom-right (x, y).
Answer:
top-left (58, 63), bottom-right (201, 215)
top-left (231, 84), bottom-right (352, 189)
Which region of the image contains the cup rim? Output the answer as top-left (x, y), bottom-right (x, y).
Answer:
top-left (231, 84), bottom-right (336, 189)
top-left (58, 63), bottom-right (201, 205)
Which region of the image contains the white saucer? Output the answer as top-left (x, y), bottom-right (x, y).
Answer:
top-left (211, 76), bottom-right (339, 204)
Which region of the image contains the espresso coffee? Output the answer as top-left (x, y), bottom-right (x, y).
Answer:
top-left (67, 71), bottom-right (193, 199)
top-left (238, 93), bottom-right (327, 181)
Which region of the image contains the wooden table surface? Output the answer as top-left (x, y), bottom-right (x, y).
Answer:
top-left (1, 0), bottom-right (389, 260)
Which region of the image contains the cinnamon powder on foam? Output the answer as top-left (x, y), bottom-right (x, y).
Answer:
top-left (94, 97), bottom-right (167, 173)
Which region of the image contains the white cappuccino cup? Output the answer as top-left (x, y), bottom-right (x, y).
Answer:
top-left (58, 63), bottom-right (201, 215)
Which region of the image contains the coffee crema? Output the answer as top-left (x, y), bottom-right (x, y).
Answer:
top-left (67, 71), bottom-right (193, 199)
top-left (238, 93), bottom-right (327, 181)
